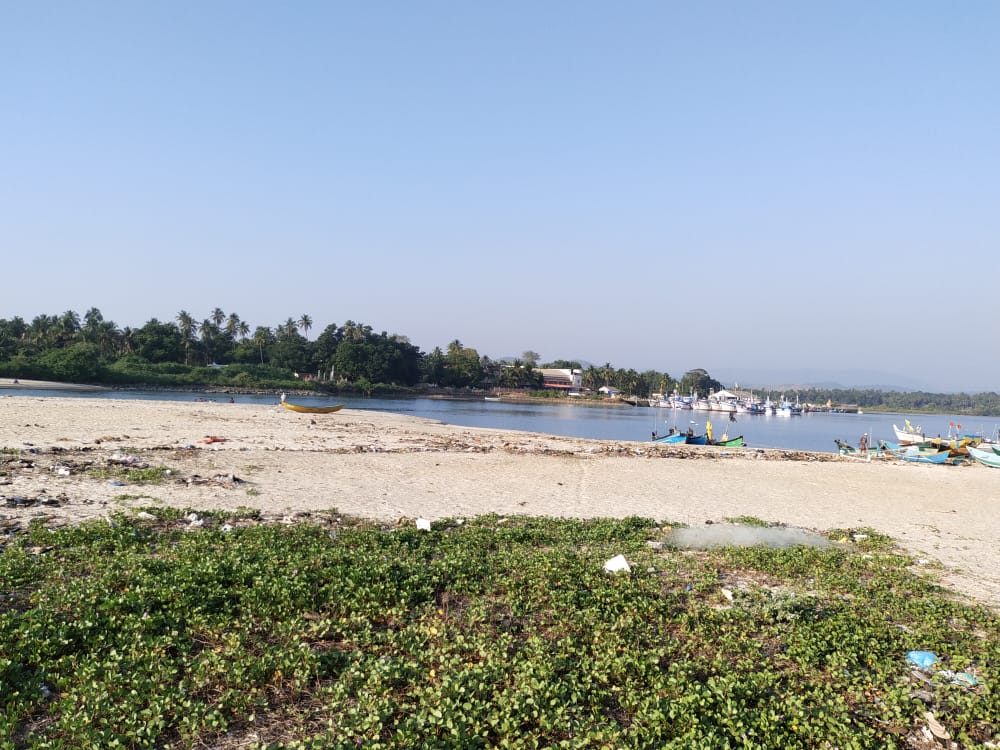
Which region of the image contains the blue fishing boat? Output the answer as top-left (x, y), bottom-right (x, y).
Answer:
top-left (652, 431), bottom-right (687, 444)
top-left (967, 445), bottom-right (1000, 469)
top-left (879, 440), bottom-right (952, 464)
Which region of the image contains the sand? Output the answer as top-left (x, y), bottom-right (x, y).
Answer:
top-left (3, 394), bottom-right (999, 609)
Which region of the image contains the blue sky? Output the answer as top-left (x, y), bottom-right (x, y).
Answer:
top-left (3, 2), bottom-right (998, 392)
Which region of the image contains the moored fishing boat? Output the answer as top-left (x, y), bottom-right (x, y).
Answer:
top-left (834, 438), bottom-right (886, 458)
top-left (967, 445), bottom-right (1000, 468)
top-left (652, 431), bottom-right (688, 444)
top-left (280, 400), bottom-right (345, 414)
top-left (879, 440), bottom-right (953, 464)
top-left (711, 435), bottom-right (744, 447)
top-left (893, 421), bottom-right (925, 445)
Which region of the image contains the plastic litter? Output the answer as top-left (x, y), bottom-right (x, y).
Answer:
top-left (907, 650), bottom-right (938, 669)
top-left (415, 518), bottom-right (432, 532)
top-left (603, 554), bottom-right (631, 573)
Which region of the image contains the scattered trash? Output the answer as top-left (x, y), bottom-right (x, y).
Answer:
top-left (924, 711), bottom-right (950, 740)
top-left (221, 523), bottom-right (234, 533)
top-left (852, 533), bottom-right (868, 541)
top-left (720, 587), bottom-right (734, 602)
top-left (907, 650), bottom-right (938, 669)
top-left (938, 670), bottom-right (981, 688)
top-left (415, 518), bottom-right (432, 532)
top-left (108, 481), bottom-right (124, 486)
top-left (603, 554), bottom-right (631, 573)
top-left (55, 466), bottom-right (71, 476)
top-left (198, 436), bottom-right (226, 444)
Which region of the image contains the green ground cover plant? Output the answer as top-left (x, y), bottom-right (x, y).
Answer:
top-left (1, 514), bottom-right (996, 749)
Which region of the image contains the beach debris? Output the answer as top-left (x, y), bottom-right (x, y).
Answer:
top-left (720, 587), bottom-right (735, 602)
top-left (907, 650), bottom-right (938, 670)
top-left (603, 554), bottom-right (631, 573)
top-left (924, 711), bottom-right (950, 741)
top-left (415, 518), bottom-right (432, 532)
top-left (136, 511), bottom-right (157, 521)
top-left (221, 523), bottom-right (234, 533)
top-left (186, 513), bottom-right (204, 529)
top-left (936, 669), bottom-right (981, 688)
top-left (198, 436), bottom-right (226, 444)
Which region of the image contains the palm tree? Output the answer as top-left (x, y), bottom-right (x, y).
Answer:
top-left (225, 313), bottom-right (240, 339)
top-left (83, 308), bottom-right (104, 344)
top-left (298, 314), bottom-right (312, 338)
top-left (252, 326), bottom-right (272, 364)
top-left (176, 311), bottom-right (198, 365)
top-left (58, 310), bottom-right (81, 345)
top-left (237, 320), bottom-right (250, 341)
top-left (211, 307), bottom-right (226, 329)
top-left (97, 320), bottom-right (121, 359)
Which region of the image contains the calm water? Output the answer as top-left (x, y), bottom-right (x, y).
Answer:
top-left (5, 387), bottom-right (998, 454)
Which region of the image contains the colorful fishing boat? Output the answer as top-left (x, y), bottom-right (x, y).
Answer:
top-left (893, 421), bottom-right (925, 445)
top-left (652, 431), bottom-right (687, 444)
top-left (834, 438), bottom-right (886, 458)
top-left (711, 435), bottom-right (745, 447)
top-left (879, 440), bottom-right (952, 464)
top-left (967, 445), bottom-right (1000, 469)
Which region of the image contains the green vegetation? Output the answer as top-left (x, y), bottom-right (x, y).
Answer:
top-left (2, 514), bottom-right (996, 748)
top-left (1, 308), bottom-right (997, 413)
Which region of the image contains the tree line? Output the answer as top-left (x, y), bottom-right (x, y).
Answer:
top-left (0, 308), bottom-right (996, 414)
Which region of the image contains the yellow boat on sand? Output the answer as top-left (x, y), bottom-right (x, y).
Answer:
top-left (280, 401), bottom-right (345, 414)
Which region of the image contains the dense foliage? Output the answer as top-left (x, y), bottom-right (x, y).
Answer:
top-left (1, 308), bottom-right (996, 413)
top-left (1, 513), bottom-right (997, 748)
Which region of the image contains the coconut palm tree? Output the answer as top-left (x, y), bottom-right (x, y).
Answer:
top-left (211, 307), bottom-right (226, 329)
top-left (237, 320), bottom-right (250, 341)
top-left (176, 311), bottom-right (198, 365)
top-left (252, 326), bottom-right (273, 364)
top-left (298, 314), bottom-right (312, 338)
top-left (225, 313), bottom-right (241, 339)
top-left (58, 310), bottom-right (81, 345)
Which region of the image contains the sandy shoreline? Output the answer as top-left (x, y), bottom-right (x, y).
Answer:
top-left (3, 394), bottom-right (999, 608)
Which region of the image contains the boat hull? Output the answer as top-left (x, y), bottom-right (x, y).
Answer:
top-left (968, 445), bottom-right (1000, 468)
top-left (652, 432), bottom-right (687, 444)
top-left (880, 441), bottom-right (952, 464)
top-left (281, 401), bottom-right (345, 414)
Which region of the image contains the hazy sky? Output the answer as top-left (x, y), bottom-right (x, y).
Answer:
top-left (4, 2), bottom-right (998, 392)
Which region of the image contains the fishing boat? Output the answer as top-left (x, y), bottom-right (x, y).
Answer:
top-left (879, 440), bottom-right (952, 464)
top-left (967, 445), bottom-right (1000, 469)
top-left (711, 435), bottom-right (745, 447)
top-left (280, 401), bottom-right (345, 414)
top-left (834, 438), bottom-right (885, 458)
top-left (652, 431), bottom-right (688, 444)
top-left (685, 433), bottom-right (708, 445)
top-left (893, 421), bottom-right (925, 445)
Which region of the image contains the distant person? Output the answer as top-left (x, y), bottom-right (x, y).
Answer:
top-left (229, 397), bottom-right (235, 403)
top-left (859, 433), bottom-right (868, 453)
top-left (11, 379), bottom-right (18, 384)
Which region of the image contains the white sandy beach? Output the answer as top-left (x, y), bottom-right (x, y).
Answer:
top-left (2, 394), bottom-right (999, 608)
